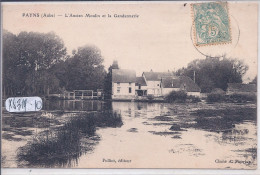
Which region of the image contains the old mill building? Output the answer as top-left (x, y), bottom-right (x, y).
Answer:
top-left (111, 69), bottom-right (201, 100)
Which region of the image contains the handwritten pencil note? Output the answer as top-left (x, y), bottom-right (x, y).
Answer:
top-left (5, 97), bottom-right (42, 112)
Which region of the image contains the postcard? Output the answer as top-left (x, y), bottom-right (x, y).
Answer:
top-left (1, 1), bottom-right (258, 170)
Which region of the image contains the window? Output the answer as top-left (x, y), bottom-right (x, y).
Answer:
top-left (139, 85), bottom-right (141, 89)
top-left (129, 82), bottom-right (131, 85)
top-left (129, 87), bottom-right (132, 93)
top-left (117, 82), bottom-right (120, 86)
top-left (117, 87), bottom-right (120, 93)
top-left (183, 83), bottom-right (186, 90)
top-left (157, 84), bottom-right (160, 86)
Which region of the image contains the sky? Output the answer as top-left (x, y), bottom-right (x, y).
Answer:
top-left (2, 2), bottom-right (258, 82)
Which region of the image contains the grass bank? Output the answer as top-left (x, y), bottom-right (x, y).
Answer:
top-left (17, 111), bottom-right (123, 167)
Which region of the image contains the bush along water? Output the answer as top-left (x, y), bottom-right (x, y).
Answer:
top-left (228, 93), bottom-right (257, 103)
top-left (206, 93), bottom-right (226, 103)
top-left (207, 92), bottom-right (256, 103)
top-left (17, 111), bottom-right (123, 168)
top-left (147, 95), bottom-right (155, 101)
top-left (165, 90), bottom-right (187, 103)
top-left (187, 95), bottom-right (201, 103)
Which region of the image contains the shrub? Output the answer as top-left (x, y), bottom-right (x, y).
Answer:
top-left (147, 95), bottom-right (155, 101)
top-left (187, 95), bottom-right (201, 103)
top-left (228, 93), bottom-right (256, 103)
top-left (165, 90), bottom-right (187, 103)
top-left (206, 93), bottom-right (226, 102)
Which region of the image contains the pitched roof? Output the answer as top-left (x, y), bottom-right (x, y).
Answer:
top-left (112, 69), bottom-right (136, 83)
top-left (161, 76), bottom-right (201, 92)
top-left (143, 71), bottom-right (173, 81)
top-left (227, 83), bottom-right (257, 93)
top-left (135, 77), bottom-right (147, 86)
top-left (161, 77), bottom-right (181, 88)
top-left (179, 76), bottom-right (201, 92)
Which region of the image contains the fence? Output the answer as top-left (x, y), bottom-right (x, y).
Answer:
top-left (48, 89), bottom-right (104, 100)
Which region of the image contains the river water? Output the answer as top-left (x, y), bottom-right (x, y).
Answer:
top-left (1, 100), bottom-right (257, 169)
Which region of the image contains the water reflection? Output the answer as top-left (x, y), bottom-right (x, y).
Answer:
top-left (17, 110), bottom-right (123, 168)
top-left (43, 100), bottom-right (105, 112)
top-left (2, 101), bottom-right (257, 169)
top-left (109, 101), bottom-right (257, 168)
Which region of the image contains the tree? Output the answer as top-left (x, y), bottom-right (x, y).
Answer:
top-left (3, 30), bottom-right (22, 97)
top-left (3, 30), bottom-right (67, 96)
top-left (64, 45), bottom-right (106, 91)
top-left (17, 31), bottom-right (66, 70)
top-left (51, 58), bottom-right (70, 90)
top-left (176, 56), bottom-right (248, 93)
top-left (104, 60), bottom-right (119, 99)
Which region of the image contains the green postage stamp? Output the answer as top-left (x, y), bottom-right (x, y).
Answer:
top-left (191, 2), bottom-right (232, 46)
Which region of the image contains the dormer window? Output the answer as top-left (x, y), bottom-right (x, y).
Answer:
top-left (117, 82), bottom-right (120, 86)
top-left (129, 82), bottom-right (131, 86)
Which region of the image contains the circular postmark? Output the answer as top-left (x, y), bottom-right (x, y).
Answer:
top-left (190, 14), bottom-right (240, 58)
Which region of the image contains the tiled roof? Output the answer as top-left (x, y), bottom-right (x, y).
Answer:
top-left (179, 76), bottom-right (201, 92)
top-left (161, 77), bottom-right (180, 88)
top-left (143, 71), bottom-right (173, 81)
top-left (161, 76), bottom-right (201, 92)
top-left (227, 83), bottom-right (257, 93)
top-left (112, 69), bottom-right (136, 83)
top-left (135, 77), bottom-right (147, 86)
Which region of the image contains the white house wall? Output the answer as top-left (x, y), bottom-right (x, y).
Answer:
top-left (146, 81), bottom-right (161, 96)
top-left (112, 82), bottom-right (135, 99)
top-left (187, 92), bottom-right (200, 97)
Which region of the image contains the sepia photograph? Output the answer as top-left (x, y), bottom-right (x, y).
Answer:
top-left (1, 1), bottom-right (258, 170)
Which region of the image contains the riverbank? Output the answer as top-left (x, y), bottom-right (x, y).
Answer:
top-left (2, 101), bottom-right (257, 168)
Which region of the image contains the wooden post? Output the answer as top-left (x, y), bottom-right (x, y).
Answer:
top-left (92, 90), bottom-right (93, 99)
